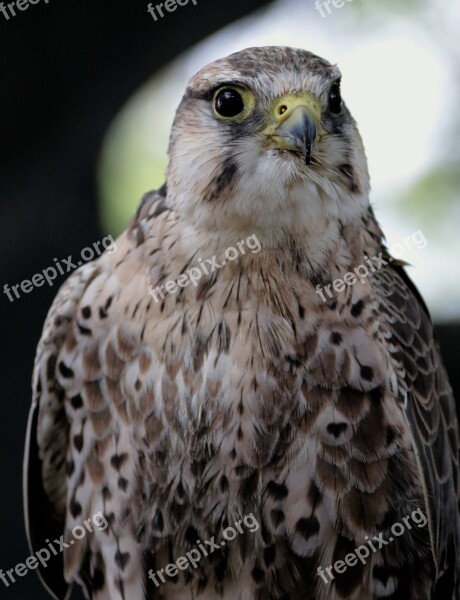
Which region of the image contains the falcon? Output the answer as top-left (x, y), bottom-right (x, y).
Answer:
top-left (24, 46), bottom-right (460, 600)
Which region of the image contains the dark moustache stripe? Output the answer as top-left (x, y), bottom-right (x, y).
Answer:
top-left (338, 162), bottom-right (361, 194)
top-left (203, 158), bottom-right (238, 202)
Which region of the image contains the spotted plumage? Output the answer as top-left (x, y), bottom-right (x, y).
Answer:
top-left (24, 46), bottom-right (459, 599)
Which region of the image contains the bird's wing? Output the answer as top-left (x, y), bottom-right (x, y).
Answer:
top-left (23, 187), bottom-right (170, 599)
top-left (23, 260), bottom-right (101, 600)
top-left (374, 262), bottom-right (460, 596)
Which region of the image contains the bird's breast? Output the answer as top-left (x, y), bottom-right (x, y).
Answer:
top-left (130, 287), bottom-right (416, 590)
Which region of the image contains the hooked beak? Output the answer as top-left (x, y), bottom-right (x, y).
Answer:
top-left (263, 96), bottom-right (322, 165)
top-left (271, 106), bottom-right (317, 165)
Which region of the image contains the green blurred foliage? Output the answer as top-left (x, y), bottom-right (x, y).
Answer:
top-left (399, 164), bottom-right (460, 229)
top-left (99, 119), bottom-right (167, 236)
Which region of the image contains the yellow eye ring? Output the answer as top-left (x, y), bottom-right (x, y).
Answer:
top-left (213, 86), bottom-right (255, 122)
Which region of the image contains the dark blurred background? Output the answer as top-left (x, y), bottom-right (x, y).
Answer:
top-left (0, 0), bottom-right (459, 598)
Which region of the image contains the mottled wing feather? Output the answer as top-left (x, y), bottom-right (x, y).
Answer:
top-left (374, 263), bottom-right (460, 596)
top-left (24, 187), bottom-right (171, 600)
top-left (24, 261), bottom-right (101, 600)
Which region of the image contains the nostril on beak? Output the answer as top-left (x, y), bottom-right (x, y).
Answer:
top-left (269, 105), bottom-right (318, 166)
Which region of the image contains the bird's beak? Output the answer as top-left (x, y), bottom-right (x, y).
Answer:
top-left (262, 95), bottom-right (322, 165)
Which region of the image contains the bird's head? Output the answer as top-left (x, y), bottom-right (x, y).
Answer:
top-left (167, 47), bottom-right (370, 246)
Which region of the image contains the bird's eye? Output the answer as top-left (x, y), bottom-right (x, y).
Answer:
top-left (214, 88), bottom-right (245, 119)
top-left (328, 84), bottom-right (342, 115)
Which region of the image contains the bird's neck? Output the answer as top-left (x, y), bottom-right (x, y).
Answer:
top-left (175, 205), bottom-right (382, 283)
